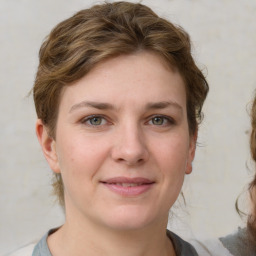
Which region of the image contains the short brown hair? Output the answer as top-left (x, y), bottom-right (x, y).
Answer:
top-left (33, 1), bottom-right (209, 205)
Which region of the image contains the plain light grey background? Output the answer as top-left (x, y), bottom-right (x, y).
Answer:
top-left (1, 0), bottom-right (256, 254)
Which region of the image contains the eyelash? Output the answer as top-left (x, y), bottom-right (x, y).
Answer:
top-left (80, 115), bottom-right (109, 126)
top-left (147, 115), bottom-right (175, 126)
top-left (80, 114), bottom-right (175, 127)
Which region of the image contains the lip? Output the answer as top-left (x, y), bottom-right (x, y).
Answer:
top-left (101, 177), bottom-right (155, 197)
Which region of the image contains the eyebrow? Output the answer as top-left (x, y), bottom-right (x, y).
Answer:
top-left (69, 101), bottom-right (114, 113)
top-left (69, 100), bottom-right (183, 113)
top-left (146, 101), bottom-right (182, 111)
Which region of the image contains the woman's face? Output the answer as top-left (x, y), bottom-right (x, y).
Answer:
top-left (38, 51), bottom-right (196, 231)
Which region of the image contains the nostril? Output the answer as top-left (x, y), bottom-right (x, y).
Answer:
top-left (115, 157), bottom-right (144, 166)
top-left (127, 158), bottom-right (145, 166)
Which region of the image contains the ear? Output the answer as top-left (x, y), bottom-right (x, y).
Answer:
top-left (36, 119), bottom-right (60, 173)
top-left (185, 130), bottom-right (197, 175)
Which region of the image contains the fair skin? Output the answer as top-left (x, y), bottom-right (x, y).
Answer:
top-left (36, 51), bottom-right (197, 256)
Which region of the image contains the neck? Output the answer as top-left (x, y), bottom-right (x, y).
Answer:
top-left (48, 215), bottom-right (175, 256)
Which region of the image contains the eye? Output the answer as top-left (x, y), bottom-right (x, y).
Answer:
top-left (81, 115), bottom-right (107, 126)
top-left (149, 116), bottom-right (174, 126)
top-left (89, 116), bottom-right (103, 125)
top-left (152, 116), bottom-right (165, 125)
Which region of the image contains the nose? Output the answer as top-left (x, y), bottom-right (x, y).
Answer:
top-left (111, 124), bottom-right (149, 166)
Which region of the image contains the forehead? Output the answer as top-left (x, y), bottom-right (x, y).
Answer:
top-left (59, 51), bottom-right (186, 111)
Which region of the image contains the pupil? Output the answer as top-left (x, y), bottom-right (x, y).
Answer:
top-left (91, 117), bottom-right (101, 125)
top-left (153, 117), bottom-right (163, 125)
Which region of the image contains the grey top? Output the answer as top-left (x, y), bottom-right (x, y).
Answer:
top-left (32, 229), bottom-right (198, 256)
top-left (220, 228), bottom-right (256, 256)
top-left (32, 229), bottom-right (56, 256)
top-left (167, 230), bottom-right (198, 256)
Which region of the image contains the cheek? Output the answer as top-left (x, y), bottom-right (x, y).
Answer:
top-left (152, 135), bottom-right (190, 200)
top-left (56, 135), bottom-right (109, 181)
top-left (154, 136), bottom-right (190, 172)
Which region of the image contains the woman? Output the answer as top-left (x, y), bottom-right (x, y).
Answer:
top-left (13, 2), bottom-right (208, 255)
top-left (192, 94), bottom-right (256, 256)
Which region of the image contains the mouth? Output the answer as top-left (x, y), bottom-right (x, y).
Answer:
top-left (111, 183), bottom-right (146, 187)
top-left (101, 177), bottom-right (155, 196)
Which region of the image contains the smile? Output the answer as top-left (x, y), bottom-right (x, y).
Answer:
top-left (101, 177), bottom-right (155, 196)
top-left (114, 183), bottom-right (144, 187)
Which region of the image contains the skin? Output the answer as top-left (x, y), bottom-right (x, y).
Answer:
top-left (36, 51), bottom-right (197, 256)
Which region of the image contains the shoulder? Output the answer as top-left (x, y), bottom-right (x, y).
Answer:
top-left (8, 229), bottom-right (56, 256)
top-left (31, 229), bottom-right (57, 256)
top-left (220, 228), bottom-right (256, 256)
top-left (6, 243), bottom-right (36, 256)
top-left (190, 227), bottom-right (256, 256)
top-left (190, 238), bottom-right (234, 256)
top-left (167, 230), bottom-right (198, 256)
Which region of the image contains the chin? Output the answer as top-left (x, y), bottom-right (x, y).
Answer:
top-left (102, 205), bottom-right (158, 231)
